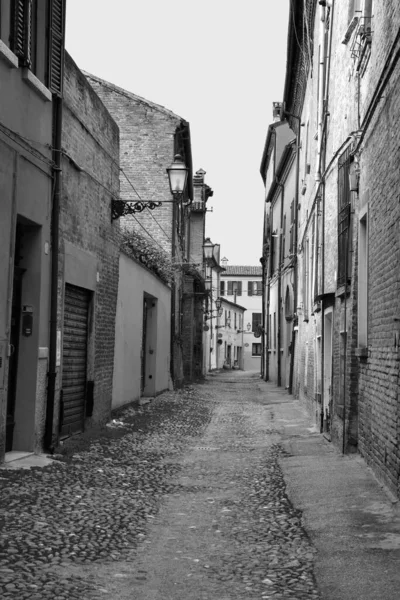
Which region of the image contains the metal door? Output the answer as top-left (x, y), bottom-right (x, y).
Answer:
top-left (141, 298), bottom-right (148, 394)
top-left (60, 284), bottom-right (90, 436)
top-left (6, 267), bottom-right (25, 451)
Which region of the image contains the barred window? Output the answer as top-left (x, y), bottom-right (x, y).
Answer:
top-left (337, 148), bottom-right (352, 287)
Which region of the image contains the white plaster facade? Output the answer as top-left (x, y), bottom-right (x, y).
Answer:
top-left (220, 265), bottom-right (263, 372)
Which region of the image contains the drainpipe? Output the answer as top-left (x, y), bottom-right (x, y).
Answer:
top-left (320, 0), bottom-right (334, 433)
top-left (260, 255), bottom-right (266, 379)
top-left (44, 95), bottom-right (63, 452)
top-left (170, 200), bottom-right (177, 385)
top-left (276, 179), bottom-right (285, 388)
top-left (266, 248), bottom-right (271, 381)
top-left (315, 1), bottom-right (327, 182)
top-left (285, 112), bottom-right (301, 395)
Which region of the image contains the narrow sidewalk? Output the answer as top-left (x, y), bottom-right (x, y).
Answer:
top-left (259, 380), bottom-right (400, 600)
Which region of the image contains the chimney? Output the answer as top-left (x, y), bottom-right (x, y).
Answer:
top-left (221, 257), bottom-right (228, 268)
top-left (273, 102), bottom-right (283, 122)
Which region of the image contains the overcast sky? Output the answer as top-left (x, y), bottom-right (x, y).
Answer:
top-left (65, 0), bottom-right (290, 265)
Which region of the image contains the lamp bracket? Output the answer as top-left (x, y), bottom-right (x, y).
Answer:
top-left (112, 198), bottom-right (162, 221)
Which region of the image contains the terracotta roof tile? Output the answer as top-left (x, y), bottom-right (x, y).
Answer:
top-left (222, 266), bottom-right (262, 277)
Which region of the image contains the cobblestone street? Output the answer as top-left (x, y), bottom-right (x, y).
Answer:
top-left (1, 371), bottom-right (400, 599)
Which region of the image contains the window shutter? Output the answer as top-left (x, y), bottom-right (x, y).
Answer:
top-left (248, 281), bottom-right (253, 296)
top-left (11, 0), bottom-right (31, 65)
top-left (48, 0), bottom-right (65, 96)
top-left (256, 281), bottom-right (262, 296)
top-left (220, 281), bottom-right (225, 296)
top-left (237, 281), bottom-right (242, 296)
top-left (227, 281), bottom-right (233, 296)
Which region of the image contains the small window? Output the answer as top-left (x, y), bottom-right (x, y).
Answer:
top-left (252, 343), bottom-right (262, 356)
top-left (220, 281), bottom-right (225, 296)
top-left (252, 313), bottom-right (262, 333)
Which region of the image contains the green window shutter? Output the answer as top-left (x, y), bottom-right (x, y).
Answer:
top-left (227, 281), bottom-right (233, 296)
top-left (11, 0), bottom-right (31, 65)
top-left (237, 281), bottom-right (242, 296)
top-left (248, 281), bottom-right (253, 296)
top-left (48, 0), bottom-right (65, 96)
top-left (220, 281), bottom-right (225, 296)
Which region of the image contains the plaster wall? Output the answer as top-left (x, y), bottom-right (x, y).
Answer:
top-left (113, 253), bottom-right (171, 409)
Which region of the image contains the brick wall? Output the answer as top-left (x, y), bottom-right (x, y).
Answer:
top-left (284, 0), bottom-right (400, 495)
top-left (356, 5), bottom-right (400, 493)
top-left (58, 53), bottom-right (120, 431)
top-left (85, 73), bottom-right (188, 256)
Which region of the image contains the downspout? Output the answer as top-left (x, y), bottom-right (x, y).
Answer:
top-left (320, 0), bottom-right (335, 433)
top-left (260, 255), bottom-right (266, 379)
top-left (285, 113), bottom-right (301, 395)
top-left (277, 179), bottom-right (285, 388)
top-left (44, 95), bottom-right (63, 452)
top-left (170, 200), bottom-right (177, 386)
top-left (315, 1), bottom-right (327, 182)
top-left (266, 248), bottom-right (271, 381)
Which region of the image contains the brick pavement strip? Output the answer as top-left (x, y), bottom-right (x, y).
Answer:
top-left (0, 373), bottom-right (320, 600)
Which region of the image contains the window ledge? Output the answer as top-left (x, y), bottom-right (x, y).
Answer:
top-left (0, 40), bottom-right (19, 68)
top-left (22, 68), bottom-right (52, 102)
top-left (355, 346), bottom-right (368, 359)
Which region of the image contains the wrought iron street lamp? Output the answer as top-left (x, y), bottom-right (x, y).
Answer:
top-left (166, 154), bottom-right (189, 200)
top-left (111, 154), bottom-right (189, 220)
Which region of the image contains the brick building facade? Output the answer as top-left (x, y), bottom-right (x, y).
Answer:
top-left (54, 53), bottom-right (120, 440)
top-left (262, 0), bottom-right (400, 497)
top-left (85, 73), bottom-right (207, 387)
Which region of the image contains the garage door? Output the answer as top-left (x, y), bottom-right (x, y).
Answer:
top-left (60, 284), bottom-right (90, 436)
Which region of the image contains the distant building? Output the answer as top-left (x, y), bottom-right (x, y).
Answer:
top-left (216, 298), bottom-right (246, 370)
top-left (220, 264), bottom-right (262, 371)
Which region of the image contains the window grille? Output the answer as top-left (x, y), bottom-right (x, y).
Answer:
top-left (337, 148), bottom-right (352, 286)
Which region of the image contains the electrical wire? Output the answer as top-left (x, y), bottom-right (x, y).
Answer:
top-left (0, 121), bottom-right (54, 168)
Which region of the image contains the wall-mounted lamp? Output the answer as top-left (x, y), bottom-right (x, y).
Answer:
top-left (203, 238), bottom-right (214, 263)
top-left (349, 158), bottom-right (360, 193)
top-left (205, 297), bottom-right (223, 320)
top-left (166, 154), bottom-right (189, 200)
top-left (247, 323), bottom-right (251, 331)
top-left (111, 154), bottom-right (189, 220)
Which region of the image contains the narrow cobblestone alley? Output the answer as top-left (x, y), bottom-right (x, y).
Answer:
top-left (1, 371), bottom-right (400, 600)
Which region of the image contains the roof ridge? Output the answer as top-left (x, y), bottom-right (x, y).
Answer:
top-left (83, 71), bottom-right (186, 122)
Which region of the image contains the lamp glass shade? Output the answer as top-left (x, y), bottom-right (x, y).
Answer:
top-left (217, 307), bottom-right (223, 317)
top-left (349, 160), bottom-right (359, 192)
top-left (166, 154), bottom-right (188, 194)
top-left (215, 297), bottom-right (222, 311)
top-left (247, 323), bottom-right (251, 331)
top-left (204, 278), bottom-right (212, 292)
top-left (203, 238), bottom-right (214, 261)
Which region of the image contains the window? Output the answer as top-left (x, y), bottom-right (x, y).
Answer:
top-left (220, 281), bottom-right (225, 296)
top-left (252, 312), bottom-right (262, 333)
top-left (337, 148), bottom-right (352, 287)
top-left (8, 0), bottom-right (65, 94)
top-left (234, 312), bottom-right (237, 329)
top-left (358, 210), bottom-right (368, 347)
top-left (252, 343), bottom-right (262, 356)
top-left (289, 200), bottom-right (295, 255)
top-left (273, 312), bottom-right (276, 350)
top-left (227, 281), bottom-right (242, 296)
top-left (268, 314), bottom-right (271, 349)
top-left (248, 281), bottom-right (262, 296)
